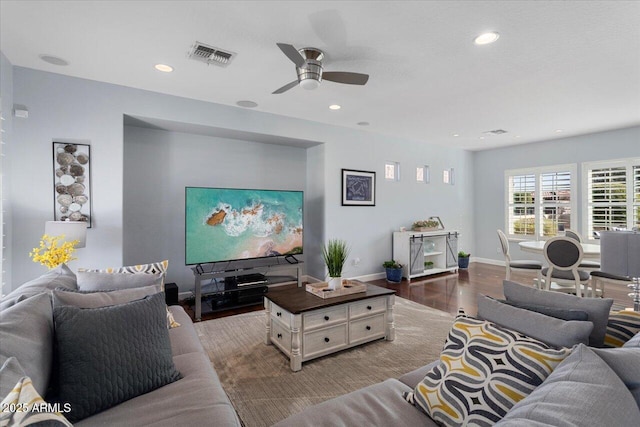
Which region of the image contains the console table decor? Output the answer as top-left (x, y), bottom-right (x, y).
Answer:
top-left (265, 283), bottom-right (395, 371)
top-left (305, 280), bottom-right (366, 298)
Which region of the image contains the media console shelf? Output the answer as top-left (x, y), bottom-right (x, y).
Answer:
top-left (392, 230), bottom-right (459, 282)
top-left (191, 261), bottom-right (303, 321)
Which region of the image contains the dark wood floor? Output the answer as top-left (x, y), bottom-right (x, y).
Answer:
top-left (183, 262), bottom-right (633, 321)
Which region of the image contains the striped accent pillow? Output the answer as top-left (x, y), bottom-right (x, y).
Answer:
top-left (404, 314), bottom-right (571, 426)
top-left (604, 310), bottom-right (640, 348)
top-left (0, 376), bottom-right (73, 426)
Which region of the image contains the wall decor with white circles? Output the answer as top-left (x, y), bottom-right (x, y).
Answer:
top-left (53, 142), bottom-right (92, 227)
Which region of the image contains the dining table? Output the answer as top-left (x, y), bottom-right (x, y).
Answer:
top-left (518, 240), bottom-right (601, 259)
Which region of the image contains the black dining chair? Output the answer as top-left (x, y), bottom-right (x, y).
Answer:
top-left (542, 236), bottom-right (594, 297)
top-left (563, 228), bottom-right (601, 270)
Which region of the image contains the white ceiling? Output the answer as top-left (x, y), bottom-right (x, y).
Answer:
top-left (1, 0), bottom-right (639, 151)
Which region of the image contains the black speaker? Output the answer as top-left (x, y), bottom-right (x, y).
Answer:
top-left (164, 282), bottom-right (179, 305)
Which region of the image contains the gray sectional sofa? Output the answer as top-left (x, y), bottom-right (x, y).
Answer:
top-left (0, 264), bottom-right (241, 426)
top-left (275, 281), bottom-right (640, 427)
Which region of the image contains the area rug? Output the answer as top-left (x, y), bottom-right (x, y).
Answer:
top-left (194, 297), bottom-right (454, 427)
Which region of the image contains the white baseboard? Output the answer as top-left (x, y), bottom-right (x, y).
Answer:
top-left (472, 257), bottom-right (505, 267)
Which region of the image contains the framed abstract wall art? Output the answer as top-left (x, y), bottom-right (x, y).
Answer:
top-left (53, 141), bottom-right (92, 227)
top-left (342, 169), bottom-right (376, 206)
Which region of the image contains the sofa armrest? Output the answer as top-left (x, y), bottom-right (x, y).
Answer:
top-left (397, 359), bottom-right (440, 388)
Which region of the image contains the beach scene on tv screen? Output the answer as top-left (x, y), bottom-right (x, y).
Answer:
top-left (186, 188), bottom-right (303, 264)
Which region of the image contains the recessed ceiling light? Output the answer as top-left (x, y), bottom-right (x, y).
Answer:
top-left (39, 54), bottom-right (69, 66)
top-left (357, 121), bottom-right (370, 126)
top-left (154, 64), bottom-right (173, 72)
top-left (479, 136), bottom-right (485, 140)
top-left (453, 133), bottom-right (460, 137)
top-left (329, 104), bottom-right (341, 110)
top-left (236, 100), bottom-right (258, 108)
top-left (474, 32), bottom-right (500, 45)
top-left (514, 135), bottom-right (521, 138)
top-left (555, 129), bottom-right (563, 133)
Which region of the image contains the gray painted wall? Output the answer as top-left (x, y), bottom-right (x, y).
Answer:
top-left (7, 65), bottom-right (475, 291)
top-left (473, 126), bottom-right (640, 265)
top-left (123, 125), bottom-right (307, 287)
top-left (0, 52), bottom-right (13, 295)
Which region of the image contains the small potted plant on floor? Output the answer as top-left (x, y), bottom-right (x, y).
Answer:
top-left (458, 251), bottom-right (471, 269)
top-left (322, 239), bottom-right (350, 290)
top-left (383, 260), bottom-right (403, 283)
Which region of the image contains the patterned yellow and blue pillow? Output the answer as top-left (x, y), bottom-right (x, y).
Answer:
top-left (404, 313), bottom-right (571, 426)
top-left (604, 310), bottom-right (640, 348)
top-left (0, 375), bottom-right (73, 426)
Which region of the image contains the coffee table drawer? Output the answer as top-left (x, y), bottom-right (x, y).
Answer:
top-left (303, 324), bottom-right (348, 359)
top-left (303, 305), bottom-right (347, 330)
top-left (349, 297), bottom-right (387, 319)
top-left (270, 319), bottom-right (292, 355)
top-left (349, 313), bottom-right (386, 345)
top-left (270, 301), bottom-right (291, 328)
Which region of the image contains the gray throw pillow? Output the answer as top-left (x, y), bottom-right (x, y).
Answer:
top-left (51, 292), bottom-right (181, 422)
top-left (477, 295), bottom-right (593, 348)
top-left (503, 280), bottom-right (613, 347)
top-left (496, 344), bottom-right (640, 426)
top-left (592, 347), bottom-right (640, 408)
top-left (0, 264), bottom-right (77, 310)
top-left (0, 293), bottom-right (53, 397)
top-left (52, 284), bottom-right (162, 308)
top-left (0, 357), bottom-right (26, 399)
top-left (625, 332), bottom-right (640, 348)
top-left (76, 271), bottom-right (163, 291)
top-left (497, 299), bottom-right (589, 321)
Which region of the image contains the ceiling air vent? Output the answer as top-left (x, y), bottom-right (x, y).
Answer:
top-left (188, 42), bottom-right (235, 67)
top-left (483, 129), bottom-right (509, 135)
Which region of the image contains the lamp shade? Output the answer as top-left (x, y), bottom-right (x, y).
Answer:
top-left (44, 221), bottom-right (87, 248)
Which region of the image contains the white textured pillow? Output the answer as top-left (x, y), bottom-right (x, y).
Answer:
top-left (77, 271), bottom-right (164, 291)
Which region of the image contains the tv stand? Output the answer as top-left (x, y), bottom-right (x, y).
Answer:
top-left (191, 262), bottom-right (303, 321)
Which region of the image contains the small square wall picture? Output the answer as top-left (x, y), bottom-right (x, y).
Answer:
top-left (53, 142), bottom-right (92, 227)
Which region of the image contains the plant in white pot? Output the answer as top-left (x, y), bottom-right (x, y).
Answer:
top-left (322, 239), bottom-right (350, 290)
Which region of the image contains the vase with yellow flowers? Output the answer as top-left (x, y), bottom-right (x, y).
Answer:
top-left (30, 234), bottom-right (79, 269)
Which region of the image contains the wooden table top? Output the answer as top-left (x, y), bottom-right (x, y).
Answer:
top-left (266, 283), bottom-right (396, 314)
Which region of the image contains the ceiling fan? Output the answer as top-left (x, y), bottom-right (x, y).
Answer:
top-left (272, 43), bottom-right (369, 94)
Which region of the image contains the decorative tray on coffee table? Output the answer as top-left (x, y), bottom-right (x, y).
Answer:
top-left (305, 280), bottom-right (367, 299)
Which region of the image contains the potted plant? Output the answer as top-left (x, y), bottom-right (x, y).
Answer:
top-left (458, 251), bottom-right (471, 269)
top-left (322, 239), bottom-right (350, 290)
top-left (412, 219), bottom-right (441, 232)
top-left (383, 260), bottom-right (403, 283)
top-left (424, 260), bottom-right (434, 270)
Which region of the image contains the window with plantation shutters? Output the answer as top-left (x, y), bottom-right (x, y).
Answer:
top-left (583, 158), bottom-right (640, 239)
top-left (505, 164), bottom-right (576, 239)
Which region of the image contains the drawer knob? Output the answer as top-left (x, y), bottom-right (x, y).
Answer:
top-left (367, 305), bottom-right (372, 310)
top-left (324, 315), bottom-right (330, 321)
top-left (277, 333), bottom-right (282, 339)
top-left (277, 312), bottom-right (282, 317)
top-left (366, 325), bottom-right (371, 331)
top-left (324, 337), bottom-right (330, 343)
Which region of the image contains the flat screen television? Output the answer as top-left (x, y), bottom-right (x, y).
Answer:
top-left (185, 187), bottom-right (303, 265)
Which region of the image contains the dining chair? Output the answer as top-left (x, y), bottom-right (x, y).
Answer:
top-left (497, 229), bottom-right (543, 286)
top-left (590, 270), bottom-right (632, 298)
top-left (542, 236), bottom-right (594, 297)
top-left (563, 228), bottom-right (601, 270)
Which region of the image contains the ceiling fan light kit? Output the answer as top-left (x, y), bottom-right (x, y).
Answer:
top-left (273, 43), bottom-right (369, 94)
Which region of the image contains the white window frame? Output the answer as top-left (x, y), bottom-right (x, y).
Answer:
top-left (582, 157), bottom-right (640, 242)
top-left (504, 164), bottom-right (577, 240)
top-left (385, 161), bottom-right (400, 181)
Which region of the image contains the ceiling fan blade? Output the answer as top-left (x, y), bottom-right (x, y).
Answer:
top-left (272, 80), bottom-right (299, 94)
top-left (276, 43), bottom-right (305, 68)
top-left (322, 71), bottom-right (369, 85)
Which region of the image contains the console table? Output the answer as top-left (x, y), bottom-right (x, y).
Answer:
top-left (265, 283), bottom-right (395, 371)
top-left (192, 262), bottom-right (303, 321)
